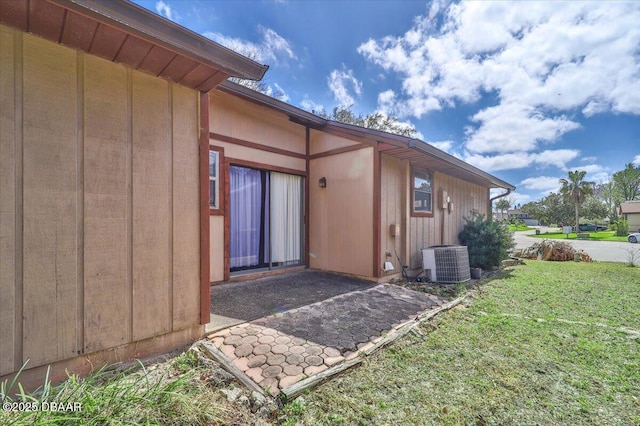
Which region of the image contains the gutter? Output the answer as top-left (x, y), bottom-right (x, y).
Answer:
top-left (490, 188), bottom-right (512, 203)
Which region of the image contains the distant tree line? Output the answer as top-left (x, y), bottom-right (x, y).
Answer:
top-left (519, 163), bottom-right (640, 227)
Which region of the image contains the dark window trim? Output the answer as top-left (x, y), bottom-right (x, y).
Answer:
top-left (411, 167), bottom-right (434, 218)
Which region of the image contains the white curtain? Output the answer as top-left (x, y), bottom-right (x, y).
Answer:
top-left (270, 172), bottom-right (302, 264)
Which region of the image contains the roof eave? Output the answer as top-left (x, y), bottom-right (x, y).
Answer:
top-left (216, 82), bottom-right (515, 191)
top-left (53, 0), bottom-right (268, 81)
top-left (407, 139), bottom-right (515, 190)
top-left (218, 80), bottom-right (327, 126)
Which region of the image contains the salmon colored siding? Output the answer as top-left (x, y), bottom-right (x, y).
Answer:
top-left (309, 147), bottom-right (375, 278)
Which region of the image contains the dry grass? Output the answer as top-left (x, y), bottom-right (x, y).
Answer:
top-left (280, 261), bottom-right (640, 425)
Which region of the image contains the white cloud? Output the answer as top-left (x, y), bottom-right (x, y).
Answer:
top-left (465, 103), bottom-right (580, 154)
top-left (581, 156), bottom-right (597, 163)
top-left (519, 176), bottom-right (561, 192)
top-left (155, 1), bottom-right (176, 21)
top-left (428, 140), bottom-right (454, 153)
top-left (464, 148), bottom-right (579, 172)
top-left (633, 155), bottom-right (640, 166)
top-left (300, 97), bottom-right (324, 114)
top-left (327, 67), bottom-right (362, 106)
top-left (262, 83), bottom-right (289, 102)
top-left (358, 1), bottom-right (640, 159)
top-left (204, 26), bottom-right (296, 65)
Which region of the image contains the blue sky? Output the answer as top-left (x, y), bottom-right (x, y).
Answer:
top-left (134, 0), bottom-right (640, 206)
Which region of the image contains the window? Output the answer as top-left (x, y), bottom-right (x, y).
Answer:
top-left (209, 150), bottom-right (219, 209)
top-left (412, 169), bottom-right (432, 215)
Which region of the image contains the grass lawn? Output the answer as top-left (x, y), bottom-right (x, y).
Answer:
top-left (509, 224), bottom-right (530, 231)
top-left (530, 230), bottom-right (629, 242)
top-left (280, 261), bottom-right (640, 425)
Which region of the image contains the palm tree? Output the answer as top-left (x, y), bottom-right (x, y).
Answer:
top-left (495, 198), bottom-right (511, 221)
top-left (559, 170), bottom-right (595, 231)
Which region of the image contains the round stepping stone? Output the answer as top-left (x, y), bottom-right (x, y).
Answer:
top-left (290, 345), bottom-right (305, 354)
top-left (247, 355), bottom-right (267, 368)
top-left (306, 355), bottom-right (323, 366)
top-left (323, 347), bottom-right (341, 357)
top-left (235, 343), bottom-right (253, 357)
top-left (305, 346), bottom-right (323, 356)
top-left (258, 335), bottom-right (275, 344)
top-left (272, 344), bottom-right (288, 354)
top-left (244, 327), bottom-right (262, 336)
top-left (283, 365), bottom-right (303, 376)
top-left (266, 354), bottom-right (286, 366)
top-left (253, 344), bottom-right (271, 355)
top-left (275, 336), bottom-right (291, 345)
top-left (229, 327), bottom-right (246, 336)
top-left (262, 365), bottom-right (282, 378)
top-left (290, 337), bottom-right (306, 345)
top-left (262, 328), bottom-right (278, 336)
top-left (241, 335), bottom-right (258, 345)
top-left (286, 353), bottom-right (304, 365)
top-left (224, 335), bottom-right (242, 345)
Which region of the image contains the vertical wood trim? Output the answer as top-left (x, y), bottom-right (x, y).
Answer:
top-left (373, 145), bottom-right (381, 278)
top-left (14, 30), bottom-right (24, 370)
top-left (223, 158), bottom-right (230, 281)
top-left (76, 51), bottom-right (84, 355)
top-left (126, 68), bottom-right (133, 341)
top-left (168, 84), bottom-right (174, 326)
top-left (199, 91), bottom-right (210, 324)
top-left (304, 126), bottom-right (310, 267)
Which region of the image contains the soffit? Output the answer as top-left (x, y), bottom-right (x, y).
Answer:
top-left (0, 0), bottom-right (268, 92)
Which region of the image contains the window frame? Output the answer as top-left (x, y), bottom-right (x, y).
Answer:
top-left (411, 168), bottom-right (434, 217)
top-left (209, 146), bottom-right (224, 215)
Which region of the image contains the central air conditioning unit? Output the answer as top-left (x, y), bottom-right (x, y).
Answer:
top-left (422, 245), bottom-right (470, 283)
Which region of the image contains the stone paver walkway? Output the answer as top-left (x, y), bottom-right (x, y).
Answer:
top-left (207, 283), bottom-right (448, 395)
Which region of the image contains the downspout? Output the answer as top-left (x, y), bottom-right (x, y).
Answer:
top-left (489, 188), bottom-right (512, 220)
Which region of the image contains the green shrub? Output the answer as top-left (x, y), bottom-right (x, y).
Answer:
top-left (614, 219), bottom-right (630, 236)
top-left (459, 211), bottom-right (514, 269)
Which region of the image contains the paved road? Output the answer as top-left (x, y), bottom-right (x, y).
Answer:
top-left (513, 228), bottom-right (639, 263)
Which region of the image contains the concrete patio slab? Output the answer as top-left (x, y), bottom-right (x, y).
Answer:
top-left (206, 282), bottom-right (450, 396)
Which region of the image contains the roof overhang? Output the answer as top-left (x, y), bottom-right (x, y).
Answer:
top-left (218, 80), bottom-right (326, 126)
top-left (619, 201), bottom-right (640, 214)
top-left (0, 0), bottom-right (268, 92)
top-left (216, 80), bottom-right (515, 191)
top-left (325, 121), bottom-right (515, 190)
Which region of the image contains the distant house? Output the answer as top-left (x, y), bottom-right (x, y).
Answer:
top-left (0, 0), bottom-right (514, 390)
top-left (508, 209), bottom-right (539, 226)
top-left (619, 201), bottom-right (640, 232)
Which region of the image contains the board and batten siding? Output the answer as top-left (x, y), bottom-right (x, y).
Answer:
top-left (0, 26), bottom-right (202, 378)
top-left (380, 154), bottom-right (489, 272)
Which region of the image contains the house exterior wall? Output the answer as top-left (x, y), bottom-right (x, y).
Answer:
top-left (208, 90), bottom-right (307, 282)
top-left (625, 213), bottom-right (640, 232)
top-left (0, 26), bottom-right (202, 379)
top-left (309, 142), bottom-right (374, 278)
top-left (309, 131), bottom-right (360, 155)
top-left (380, 154), bottom-right (489, 272)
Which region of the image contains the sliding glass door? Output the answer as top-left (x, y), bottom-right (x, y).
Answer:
top-left (229, 166), bottom-right (303, 273)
